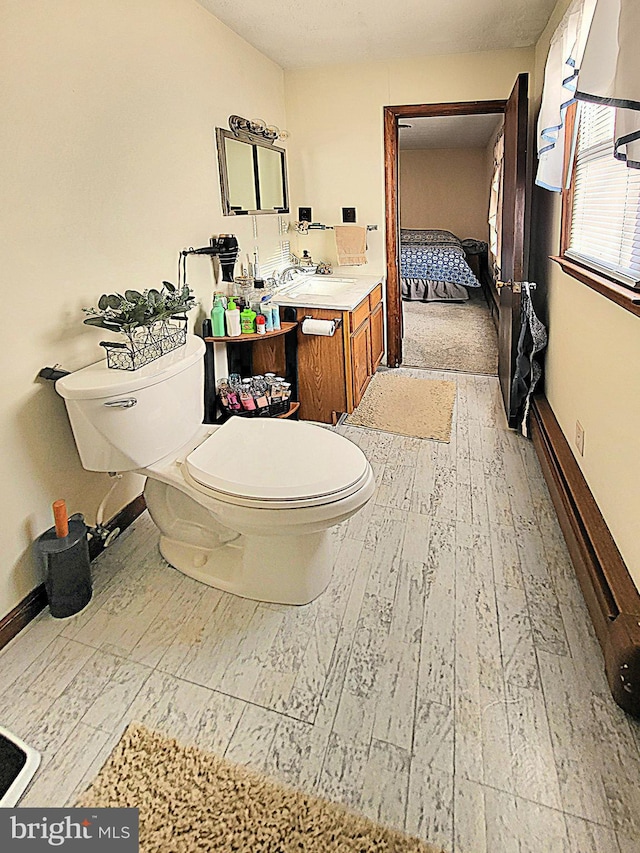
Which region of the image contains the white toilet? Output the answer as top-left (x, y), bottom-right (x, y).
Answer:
top-left (56, 336), bottom-right (375, 604)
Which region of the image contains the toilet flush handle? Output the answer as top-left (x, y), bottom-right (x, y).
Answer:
top-left (104, 398), bottom-right (137, 408)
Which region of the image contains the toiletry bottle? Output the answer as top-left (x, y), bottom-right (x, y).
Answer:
top-left (256, 314), bottom-right (266, 335)
top-left (253, 377), bottom-right (270, 414)
top-left (217, 379), bottom-right (230, 411)
top-left (240, 379), bottom-right (257, 411)
top-left (241, 304), bottom-right (256, 334)
top-left (226, 376), bottom-right (242, 411)
top-left (264, 373), bottom-right (275, 399)
top-left (271, 303), bottom-right (281, 330)
top-left (261, 300), bottom-right (274, 332)
top-left (211, 296), bottom-right (226, 337)
top-left (225, 299), bottom-right (241, 337)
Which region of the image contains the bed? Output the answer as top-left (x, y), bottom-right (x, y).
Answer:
top-left (400, 229), bottom-right (482, 302)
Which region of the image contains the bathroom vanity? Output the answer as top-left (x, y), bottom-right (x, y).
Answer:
top-left (276, 274), bottom-right (385, 423)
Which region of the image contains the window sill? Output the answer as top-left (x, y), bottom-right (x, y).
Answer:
top-left (550, 256), bottom-right (640, 319)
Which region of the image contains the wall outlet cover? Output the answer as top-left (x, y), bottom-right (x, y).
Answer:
top-left (575, 420), bottom-right (585, 456)
top-left (298, 207), bottom-right (312, 222)
top-left (342, 207), bottom-right (357, 223)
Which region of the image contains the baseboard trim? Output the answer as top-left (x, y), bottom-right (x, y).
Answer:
top-left (530, 396), bottom-right (640, 717)
top-left (0, 494), bottom-right (146, 653)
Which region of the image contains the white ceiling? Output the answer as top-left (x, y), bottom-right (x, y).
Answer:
top-left (399, 114), bottom-right (503, 149)
top-left (195, 0), bottom-right (557, 70)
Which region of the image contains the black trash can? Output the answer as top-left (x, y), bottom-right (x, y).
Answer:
top-left (35, 513), bottom-right (92, 618)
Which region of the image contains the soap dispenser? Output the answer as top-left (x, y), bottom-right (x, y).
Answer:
top-left (225, 299), bottom-right (241, 337)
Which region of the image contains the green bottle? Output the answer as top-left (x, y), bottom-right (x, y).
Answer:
top-left (211, 297), bottom-right (226, 336)
top-left (240, 305), bottom-right (256, 334)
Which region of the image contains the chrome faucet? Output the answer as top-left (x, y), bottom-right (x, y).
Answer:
top-left (280, 265), bottom-right (303, 283)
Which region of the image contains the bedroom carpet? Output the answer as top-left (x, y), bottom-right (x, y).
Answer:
top-left (77, 723), bottom-right (440, 853)
top-left (402, 289), bottom-right (498, 375)
top-left (345, 372), bottom-right (456, 442)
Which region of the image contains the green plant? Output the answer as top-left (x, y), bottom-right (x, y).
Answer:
top-left (83, 281), bottom-right (196, 334)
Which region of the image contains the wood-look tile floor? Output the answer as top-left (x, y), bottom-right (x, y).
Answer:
top-left (2, 368), bottom-right (639, 852)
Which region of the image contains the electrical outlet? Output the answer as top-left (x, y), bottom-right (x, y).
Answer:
top-left (575, 420), bottom-right (585, 456)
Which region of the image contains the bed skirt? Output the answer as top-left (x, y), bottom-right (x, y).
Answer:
top-left (401, 278), bottom-right (469, 302)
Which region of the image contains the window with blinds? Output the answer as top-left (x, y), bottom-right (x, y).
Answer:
top-left (259, 240), bottom-right (291, 277)
top-left (566, 102), bottom-right (640, 289)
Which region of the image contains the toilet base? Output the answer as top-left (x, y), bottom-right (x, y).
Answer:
top-left (158, 530), bottom-right (335, 605)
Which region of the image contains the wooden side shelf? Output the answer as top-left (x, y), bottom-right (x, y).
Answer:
top-left (204, 321), bottom-right (297, 344)
top-left (202, 311), bottom-right (300, 425)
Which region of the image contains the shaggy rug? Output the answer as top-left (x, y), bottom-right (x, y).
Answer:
top-left (76, 723), bottom-right (441, 853)
top-left (402, 289), bottom-right (498, 375)
top-left (345, 372), bottom-right (456, 442)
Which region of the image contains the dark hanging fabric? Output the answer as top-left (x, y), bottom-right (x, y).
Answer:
top-left (511, 283), bottom-right (548, 436)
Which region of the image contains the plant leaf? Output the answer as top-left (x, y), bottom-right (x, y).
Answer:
top-left (125, 289), bottom-right (142, 303)
top-left (162, 281), bottom-right (176, 292)
top-left (98, 294), bottom-right (109, 311)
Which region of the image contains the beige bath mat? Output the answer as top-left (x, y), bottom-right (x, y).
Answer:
top-left (77, 723), bottom-right (440, 853)
top-left (346, 372), bottom-right (456, 442)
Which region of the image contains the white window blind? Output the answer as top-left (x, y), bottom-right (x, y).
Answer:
top-left (259, 240), bottom-right (290, 277)
top-left (567, 102), bottom-right (640, 288)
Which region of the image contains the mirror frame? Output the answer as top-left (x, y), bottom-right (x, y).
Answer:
top-left (216, 127), bottom-right (289, 216)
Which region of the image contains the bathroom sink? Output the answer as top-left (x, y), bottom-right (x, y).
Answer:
top-left (283, 277), bottom-right (357, 296)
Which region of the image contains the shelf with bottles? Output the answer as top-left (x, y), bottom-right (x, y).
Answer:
top-left (217, 373), bottom-right (297, 422)
top-left (202, 306), bottom-right (299, 425)
top-left (203, 320), bottom-right (297, 343)
top-left (209, 288), bottom-right (283, 338)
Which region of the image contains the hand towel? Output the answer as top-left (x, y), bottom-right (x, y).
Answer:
top-left (334, 225), bottom-right (367, 266)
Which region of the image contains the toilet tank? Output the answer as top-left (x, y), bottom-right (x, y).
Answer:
top-left (56, 336), bottom-right (206, 472)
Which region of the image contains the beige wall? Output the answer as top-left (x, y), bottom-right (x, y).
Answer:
top-left (0, 0), bottom-right (287, 618)
top-left (285, 49), bottom-right (534, 270)
top-left (531, 0), bottom-right (640, 589)
top-left (399, 148), bottom-right (490, 241)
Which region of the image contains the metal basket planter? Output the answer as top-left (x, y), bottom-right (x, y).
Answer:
top-left (101, 318), bottom-right (188, 371)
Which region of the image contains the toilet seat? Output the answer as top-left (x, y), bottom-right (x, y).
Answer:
top-left (184, 417), bottom-right (370, 509)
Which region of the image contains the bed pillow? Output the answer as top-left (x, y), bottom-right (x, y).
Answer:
top-left (400, 229), bottom-right (462, 247)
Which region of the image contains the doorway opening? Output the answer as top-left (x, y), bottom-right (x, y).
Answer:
top-left (383, 100), bottom-right (506, 373)
top-left (384, 76), bottom-right (529, 428)
top-left (397, 112), bottom-right (505, 375)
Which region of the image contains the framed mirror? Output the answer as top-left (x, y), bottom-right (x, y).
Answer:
top-left (216, 127), bottom-right (289, 216)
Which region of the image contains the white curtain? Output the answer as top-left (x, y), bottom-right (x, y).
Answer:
top-left (488, 129), bottom-right (504, 278)
top-left (576, 0), bottom-right (640, 169)
top-left (535, 0), bottom-right (597, 191)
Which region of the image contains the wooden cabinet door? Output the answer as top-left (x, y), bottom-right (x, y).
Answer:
top-left (351, 320), bottom-right (371, 408)
top-left (370, 303), bottom-right (384, 371)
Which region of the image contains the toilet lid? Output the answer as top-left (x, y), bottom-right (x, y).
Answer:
top-left (185, 417), bottom-right (369, 502)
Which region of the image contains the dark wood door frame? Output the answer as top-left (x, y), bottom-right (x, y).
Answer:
top-left (383, 99), bottom-right (506, 368)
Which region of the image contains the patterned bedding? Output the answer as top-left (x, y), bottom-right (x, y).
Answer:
top-left (401, 244), bottom-right (481, 287)
top-left (399, 229), bottom-right (481, 302)
top-left (400, 228), bottom-right (462, 247)
top-left (400, 229), bottom-right (480, 288)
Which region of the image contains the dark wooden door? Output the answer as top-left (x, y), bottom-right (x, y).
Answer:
top-left (498, 73), bottom-right (529, 427)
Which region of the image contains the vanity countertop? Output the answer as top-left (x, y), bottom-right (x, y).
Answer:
top-left (274, 271), bottom-right (384, 312)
